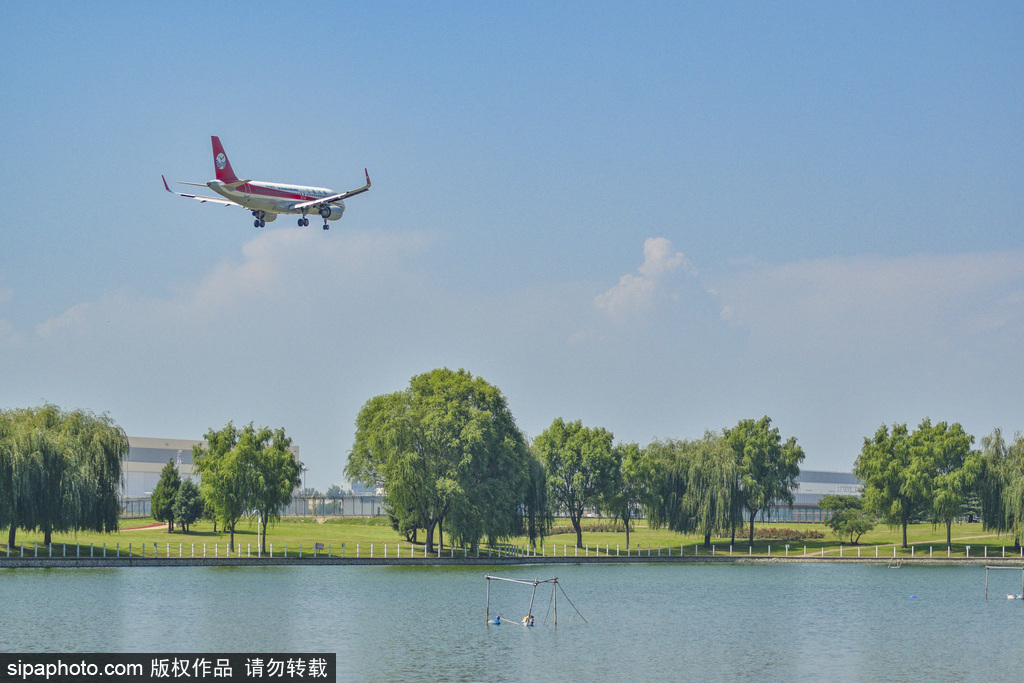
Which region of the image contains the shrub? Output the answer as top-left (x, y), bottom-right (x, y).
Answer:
top-left (549, 522), bottom-right (627, 535)
top-left (736, 526), bottom-right (825, 542)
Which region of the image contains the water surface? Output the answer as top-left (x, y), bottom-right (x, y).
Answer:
top-left (1, 563), bottom-right (1019, 681)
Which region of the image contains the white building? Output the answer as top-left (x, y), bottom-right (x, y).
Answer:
top-left (122, 436), bottom-right (202, 498)
top-left (121, 436), bottom-right (301, 498)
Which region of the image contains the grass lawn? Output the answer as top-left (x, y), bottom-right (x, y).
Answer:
top-left (3, 516), bottom-right (1020, 559)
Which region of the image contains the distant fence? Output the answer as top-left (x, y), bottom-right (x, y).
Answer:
top-left (121, 498), bottom-right (152, 519)
top-left (282, 495), bottom-right (385, 517)
top-left (120, 495), bottom-right (386, 520)
top-left (120, 495), bottom-right (838, 522)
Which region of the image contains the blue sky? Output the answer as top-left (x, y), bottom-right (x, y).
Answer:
top-left (2, 3), bottom-right (1022, 490)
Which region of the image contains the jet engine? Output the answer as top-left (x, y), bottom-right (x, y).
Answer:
top-left (318, 203), bottom-right (345, 221)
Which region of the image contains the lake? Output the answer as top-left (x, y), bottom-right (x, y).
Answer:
top-left (1, 562), bottom-right (1021, 681)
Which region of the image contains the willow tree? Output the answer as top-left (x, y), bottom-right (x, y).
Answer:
top-left (522, 449), bottom-right (552, 549)
top-left (978, 428), bottom-right (1024, 545)
top-left (347, 368), bottom-right (537, 553)
top-left (0, 411), bottom-right (16, 544)
top-left (0, 405), bottom-right (128, 547)
top-left (1, 410), bottom-right (42, 547)
top-left (684, 431), bottom-right (739, 547)
top-left (71, 409), bottom-right (128, 537)
top-left (725, 417), bottom-right (804, 546)
top-left (644, 439), bottom-right (693, 536)
top-left (643, 434), bottom-right (741, 547)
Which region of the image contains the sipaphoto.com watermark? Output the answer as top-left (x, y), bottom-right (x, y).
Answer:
top-left (0, 653), bottom-right (335, 682)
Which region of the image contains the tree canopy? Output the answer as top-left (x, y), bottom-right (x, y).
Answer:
top-left (193, 422), bottom-right (300, 551)
top-left (854, 418), bottom-right (978, 548)
top-left (818, 494), bottom-right (874, 544)
top-left (978, 428), bottom-right (1024, 544)
top-left (173, 478), bottom-right (204, 533)
top-left (925, 420), bottom-right (979, 548)
top-left (603, 442), bottom-right (647, 549)
top-left (150, 459), bottom-right (181, 532)
top-left (644, 433), bottom-right (741, 547)
top-left (724, 417), bottom-right (804, 545)
top-left (535, 418), bottom-right (619, 549)
top-left (346, 368), bottom-right (541, 553)
top-left (0, 404), bottom-right (128, 546)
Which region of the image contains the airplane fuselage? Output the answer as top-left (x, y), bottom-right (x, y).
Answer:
top-left (163, 136), bottom-right (369, 229)
top-left (208, 180), bottom-right (346, 219)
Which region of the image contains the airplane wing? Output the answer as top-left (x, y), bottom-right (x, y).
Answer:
top-left (292, 169), bottom-right (371, 210)
top-left (162, 175), bottom-right (239, 207)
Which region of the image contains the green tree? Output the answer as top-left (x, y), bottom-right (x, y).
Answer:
top-left (645, 439), bottom-right (694, 538)
top-left (522, 449), bottom-right (552, 549)
top-left (855, 421), bottom-right (931, 548)
top-left (193, 422), bottom-right (299, 551)
top-left (194, 422), bottom-right (258, 552)
top-left (684, 431), bottom-right (739, 547)
top-left (535, 418), bottom-right (619, 549)
top-left (346, 368), bottom-right (537, 553)
top-left (173, 479), bottom-right (204, 533)
top-left (249, 426), bottom-right (301, 551)
top-left (62, 408), bottom-right (127, 540)
top-left (150, 459), bottom-right (182, 532)
top-left (978, 428), bottom-right (1024, 546)
top-left (0, 405), bottom-right (127, 547)
top-left (818, 494), bottom-right (875, 544)
top-left (644, 434), bottom-right (742, 547)
top-left (724, 417), bottom-right (804, 546)
top-left (924, 420), bottom-right (979, 548)
top-left (0, 411), bottom-right (16, 543)
top-left (604, 442), bottom-right (647, 550)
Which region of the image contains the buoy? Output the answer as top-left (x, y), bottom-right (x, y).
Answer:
top-left (488, 616), bottom-right (501, 625)
top-left (908, 595), bottom-right (916, 599)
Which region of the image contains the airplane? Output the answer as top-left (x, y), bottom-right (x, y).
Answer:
top-left (162, 136), bottom-right (370, 230)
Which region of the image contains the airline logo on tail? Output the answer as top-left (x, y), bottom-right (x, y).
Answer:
top-left (215, 153), bottom-right (227, 170)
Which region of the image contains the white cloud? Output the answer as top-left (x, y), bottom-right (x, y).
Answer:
top-left (711, 251), bottom-right (1024, 356)
top-left (595, 237), bottom-right (695, 321)
top-left (638, 236), bottom-right (695, 278)
top-left (15, 233), bottom-right (1024, 483)
top-left (34, 228), bottom-right (435, 341)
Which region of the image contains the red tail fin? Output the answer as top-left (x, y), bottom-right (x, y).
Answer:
top-left (211, 136), bottom-right (239, 183)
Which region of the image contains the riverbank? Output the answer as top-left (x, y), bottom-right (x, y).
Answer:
top-left (3, 555), bottom-right (1023, 569)
top-left (5, 518), bottom-right (1018, 564)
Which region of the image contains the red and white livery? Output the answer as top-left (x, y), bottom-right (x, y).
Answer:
top-left (163, 136), bottom-right (370, 229)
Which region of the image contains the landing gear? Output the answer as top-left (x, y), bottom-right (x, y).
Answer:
top-left (297, 216), bottom-right (310, 227)
top-left (322, 221), bottom-right (330, 230)
top-left (252, 210), bottom-right (266, 228)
